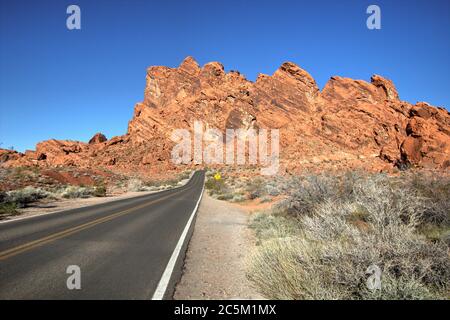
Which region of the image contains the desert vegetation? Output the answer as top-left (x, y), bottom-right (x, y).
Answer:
top-left (0, 166), bottom-right (192, 220)
top-left (204, 170), bottom-right (283, 203)
top-left (247, 171), bottom-right (450, 300)
top-left (125, 170), bottom-right (192, 192)
top-left (0, 183), bottom-right (108, 219)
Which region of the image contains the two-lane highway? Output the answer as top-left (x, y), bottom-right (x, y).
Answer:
top-left (0, 171), bottom-right (205, 299)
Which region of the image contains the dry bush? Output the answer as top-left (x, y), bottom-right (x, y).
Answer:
top-left (406, 173), bottom-right (450, 243)
top-left (230, 194), bottom-right (246, 203)
top-left (127, 178), bottom-right (145, 192)
top-left (205, 176), bottom-right (229, 195)
top-left (260, 196), bottom-right (273, 203)
top-left (60, 186), bottom-right (95, 199)
top-left (250, 213), bottom-right (300, 244)
top-left (273, 174), bottom-right (342, 216)
top-left (248, 172), bottom-right (450, 300)
top-left (245, 177), bottom-right (266, 200)
top-left (265, 183), bottom-right (281, 196)
top-left (6, 186), bottom-right (52, 207)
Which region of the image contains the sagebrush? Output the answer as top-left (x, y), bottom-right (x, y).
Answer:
top-left (248, 172), bottom-right (450, 300)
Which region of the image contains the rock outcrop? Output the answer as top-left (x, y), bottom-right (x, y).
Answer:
top-left (88, 133), bottom-right (107, 144)
top-left (2, 57), bottom-right (449, 175)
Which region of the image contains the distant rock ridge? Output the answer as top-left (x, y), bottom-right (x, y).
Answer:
top-left (1, 56), bottom-right (449, 175)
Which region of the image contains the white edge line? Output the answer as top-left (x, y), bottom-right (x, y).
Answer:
top-left (151, 173), bottom-right (205, 300)
top-left (0, 172), bottom-right (195, 225)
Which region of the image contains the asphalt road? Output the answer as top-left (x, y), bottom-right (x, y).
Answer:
top-left (0, 171), bottom-right (205, 299)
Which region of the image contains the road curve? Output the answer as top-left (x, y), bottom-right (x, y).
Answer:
top-left (0, 171), bottom-right (205, 299)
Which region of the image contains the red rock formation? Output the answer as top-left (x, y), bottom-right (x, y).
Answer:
top-left (0, 149), bottom-right (22, 164)
top-left (2, 57), bottom-right (449, 175)
top-left (89, 133), bottom-right (107, 144)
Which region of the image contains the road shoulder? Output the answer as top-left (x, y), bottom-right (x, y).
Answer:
top-left (174, 193), bottom-right (264, 300)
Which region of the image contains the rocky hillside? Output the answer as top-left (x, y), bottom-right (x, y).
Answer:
top-left (1, 57), bottom-right (449, 175)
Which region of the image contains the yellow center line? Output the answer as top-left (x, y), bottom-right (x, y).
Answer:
top-left (0, 184), bottom-right (194, 261)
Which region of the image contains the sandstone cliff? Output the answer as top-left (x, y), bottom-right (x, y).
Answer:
top-left (2, 57), bottom-right (449, 175)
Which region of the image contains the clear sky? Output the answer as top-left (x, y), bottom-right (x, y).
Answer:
top-left (1, 0), bottom-right (449, 152)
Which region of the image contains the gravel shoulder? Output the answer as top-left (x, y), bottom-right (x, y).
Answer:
top-left (174, 193), bottom-right (264, 300)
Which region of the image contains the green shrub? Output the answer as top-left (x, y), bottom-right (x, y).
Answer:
top-left (205, 177), bottom-right (228, 195)
top-left (0, 191), bottom-right (7, 203)
top-left (93, 183), bottom-right (107, 197)
top-left (0, 202), bottom-right (18, 217)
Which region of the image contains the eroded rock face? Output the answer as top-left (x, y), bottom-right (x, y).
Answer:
top-left (3, 57), bottom-right (449, 175)
top-left (371, 75), bottom-right (400, 101)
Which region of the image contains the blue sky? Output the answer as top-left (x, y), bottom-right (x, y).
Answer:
top-left (1, 0), bottom-right (449, 152)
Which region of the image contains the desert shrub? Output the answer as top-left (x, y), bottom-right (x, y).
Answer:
top-left (362, 274), bottom-right (438, 300)
top-left (205, 177), bottom-right (228, 195)
top-left (177, 170), bottom-right (192, 180)
top-left (0, 191), bottom-right (6, 203)
top-left (6, 186), bottom-right (52, 207)
top-left (127, 178), bottom-right (144, 192)
top-left (273, 174), bottom-right (341, 216)
top-left (143, 179), bottom-right (163, 188)
top-left (250, 213), bottom-right (300, 244)
top-left (265, 183), bottom-right (281, 196)
top-left (248, 172), bottom-right (450, 300)
top-left (245, 178), bottom-right (266, 200)
top-left (60, 186), bottom-right (95, 199)
top-left (247, 235), bottom-right (445, 300)
top-left (162, 178), bottom-right (178, 186)
top-left (407, 173), bottom-right (450, 227)
top-left (177, 179), bottom-right (189, 186)
top-left (12, 167), bottom-right (28, 180)
top-left (93, 183), bottom-right (107, 197)
top-left (0, 202), bottom-right (18, 217)
top-left (205, 173), bottom-right (283, 202)
top-left (260, 196), bottom-right (273, 203)
top-left (144, 172), bottom-right (191, 189)
top-left (230, 194), bottom-right (246, 203)
top-left (217, 193), bottom-right (234, 201)
top-left (143, 185), bottom-right (160, 192)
